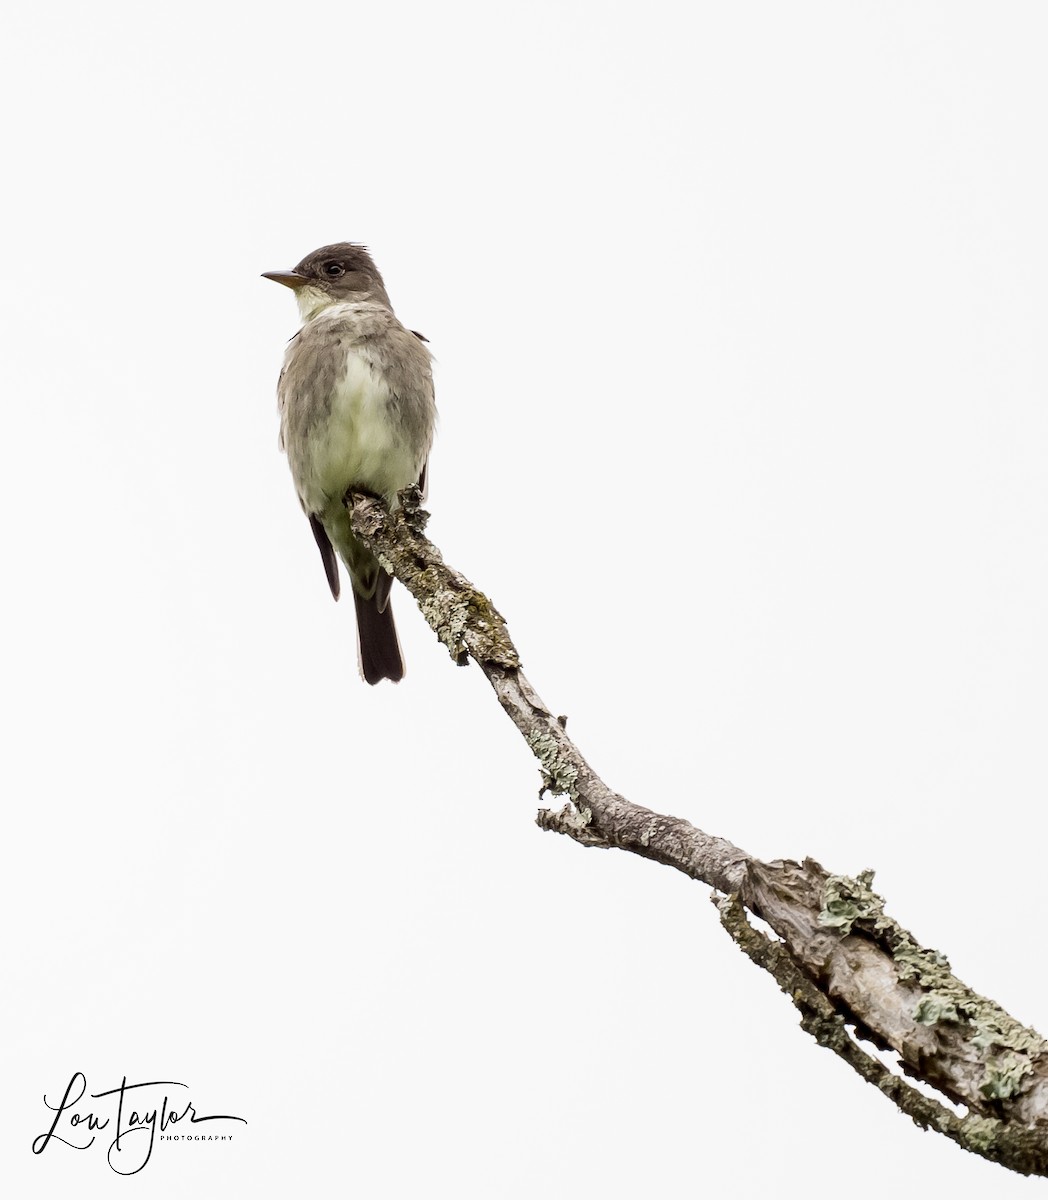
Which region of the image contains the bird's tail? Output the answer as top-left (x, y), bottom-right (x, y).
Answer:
top-left (353, 589), bottom-right (405, 684)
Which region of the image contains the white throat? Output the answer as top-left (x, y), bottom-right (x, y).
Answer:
top-left (295, 285), bottom-right (338, 323)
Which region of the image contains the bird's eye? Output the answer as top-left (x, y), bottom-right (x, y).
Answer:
top-left (323, 262), bottom-right (346, 278)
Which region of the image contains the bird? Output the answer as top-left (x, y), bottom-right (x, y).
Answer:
top-left (263, 243), bottom-right (436, 684)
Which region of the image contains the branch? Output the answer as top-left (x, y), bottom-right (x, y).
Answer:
top-left (348, 488), bottom-right (1048, 1178)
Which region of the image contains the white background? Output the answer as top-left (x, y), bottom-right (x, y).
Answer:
top-left (3, 1), bottom-right (1047, 1195)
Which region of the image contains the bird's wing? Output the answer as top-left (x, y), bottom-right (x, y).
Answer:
top-left (276, 330), bottom-right (303, 452)
top-left (308, 513), bottom-right (341, 600)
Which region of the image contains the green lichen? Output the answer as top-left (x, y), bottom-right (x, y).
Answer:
top-left (980, 1054), bottom-right (1032, 1101)
top-left (818, 869), bottom-right (883, 935)
top-left (915, 995), bottom-right (962, 1026)
top-left (960, 1115), bottom-right (1000, 1153)
top-left (463, 590), bottom-right (520, 667)
top-left (970, 1017), bottom-right (1045, 1055)
top-left (527, 731), bottom-right (579, 797)
top-left (818, 868), bottom-right (1048, 1100)
top-left (419, 589), bottom-right (468, 662)
top-left (557, 804), bottom-right (593, 834)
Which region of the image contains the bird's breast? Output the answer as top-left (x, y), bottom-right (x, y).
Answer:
top-left (284, 345), bottom-right (418, 514)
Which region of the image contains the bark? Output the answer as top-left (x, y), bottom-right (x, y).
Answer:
top-left (347, 488), bottom-right (1048, 1178)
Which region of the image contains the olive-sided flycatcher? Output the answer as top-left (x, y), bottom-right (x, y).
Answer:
top-left (264, 244), bottom-right (436, 683)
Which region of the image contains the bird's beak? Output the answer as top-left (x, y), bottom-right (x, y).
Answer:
top-left (262, 270), bottom-right (306, 290)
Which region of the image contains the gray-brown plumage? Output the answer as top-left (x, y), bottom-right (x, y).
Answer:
top-left (264, 243), bottom-right (436, 684)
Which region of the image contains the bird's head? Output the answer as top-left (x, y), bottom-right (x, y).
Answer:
top-left (263, 243), bottom-right (392, 320)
